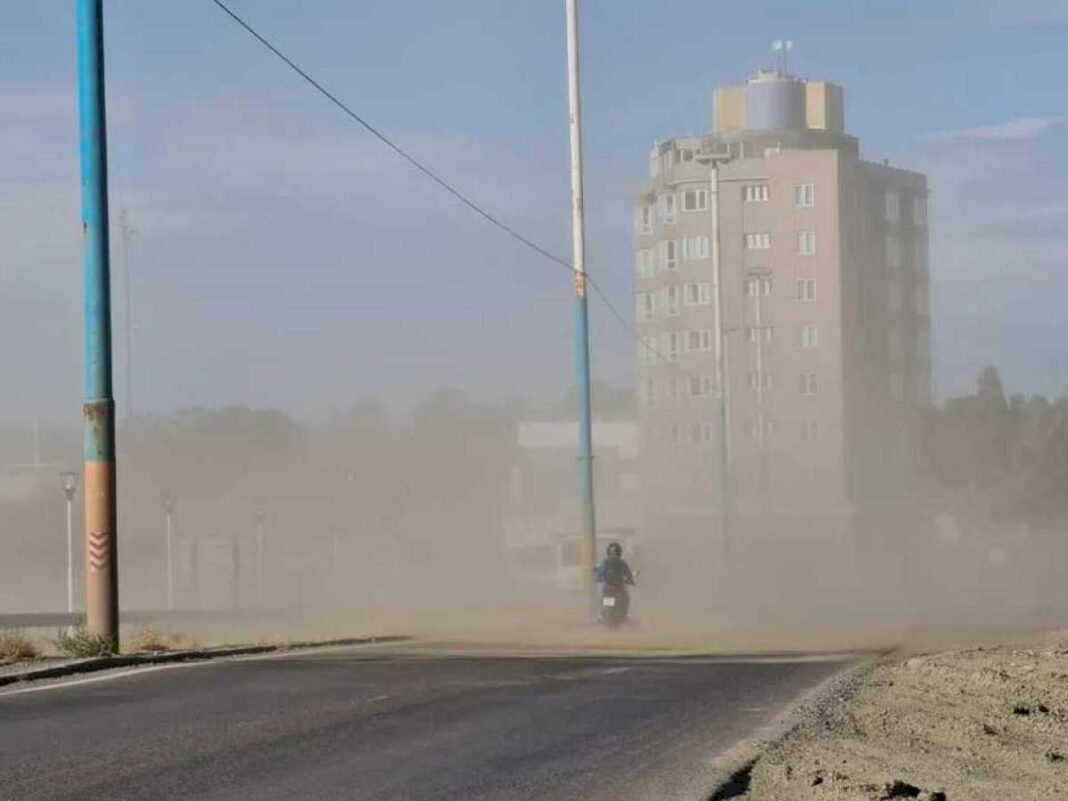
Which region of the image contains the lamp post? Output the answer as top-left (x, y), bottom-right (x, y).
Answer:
top-left (161, 491), bottom-right (175, 611)
top-left (60, 471), bottom-right (80, 614)
top-left (255, 511), bottom-right (265, 607)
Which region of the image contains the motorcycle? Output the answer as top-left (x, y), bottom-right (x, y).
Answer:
top-left (599, 573), bottom-right (637, 628)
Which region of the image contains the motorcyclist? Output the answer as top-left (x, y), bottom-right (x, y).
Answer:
top-left (595, 542), bottom-right (635, 622)
top-left (595, 541), bottom-right (635, 587)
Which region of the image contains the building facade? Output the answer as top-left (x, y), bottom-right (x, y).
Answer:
top-left (635, 69), bottom-right (930, 524)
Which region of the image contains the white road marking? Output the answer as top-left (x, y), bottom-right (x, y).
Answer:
top-left (0, 641), bottom-right (867, 700)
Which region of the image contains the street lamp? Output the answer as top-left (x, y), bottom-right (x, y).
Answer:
top-left (60, 471), bottom-right (79, 614)
top-left (161, 491), bottom-right (175, 611)
top-left (255, 511), bottom-right (265, 607)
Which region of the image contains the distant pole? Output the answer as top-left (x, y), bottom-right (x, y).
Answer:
top-left (231, 529), bottom-right (241, 609)
top-left (565, 0), bottom-right (598, 613)
top-left (255, 512), bottom-right (265, 606)
top-left (710, 168), bottom-right (731, 560)
top-left (162, 493), bottom-right (175, 611)
top-left (76, 0), bottom-right (119, 650)
top-left (61, 472), bottom-right (80, 614)
top-left (119, 209), bottom-right (134, 420)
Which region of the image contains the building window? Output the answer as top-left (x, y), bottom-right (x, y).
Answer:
top-left (794, 183), bottom-right (815, 207)
top-left (799, 324), bottom-right (818, 349)
top-left (659, 193), bottom-right (677, 224)
top-left (637, 204), bottom-right (653, 235)
top-left (915, 238), bottom-right (928, 272)
top-left (635, 248), bottom-right (655, 278)
top-left (888, 282), bottom-right (902, 313)
top-left (684, 282), bottom-right (712, 306)
top-left (664, 331), bottom-right (681, 362)
top-left (659, 240), bottom-right (678, 271)
top-left (799, 372), bottom-right (819, 396)
top-left (637, 292), bottom-right (656, 321)
top-left (890, 372), bottom-right (905, 401)
top-left (886, 190), bottom-right (900, 222)
top-left (914, 195), bottom-right (928, 226)
top-left (746, 325), bottom-right (772, 344)
top-left (682, 236), bottom-right (710, 260)
top-left (744, 185), bottom-right (769, 203)
top-left (801, 421), bottom-right (819, 441)
top-left (748, 371), bottom-right (773, 390)
top-left (916, 373), bottom-right (931, 404)
top-left (915, 284), bottom-right (929, 315)
top-left (750, 419), bottom-right (775, 440)
top-left (690, 422), bottom-right (714, 444)
top-left (642, 379), bottom-right (656, 407)
top-left (677, 147), bottom-right (697, 163)
top-left (744, 232), bottom-right (771, 250)
top-left (639, 336), bottom-right (658, 365)
top-left (917, 334), bottom-right (931, 361)
top-left (886, 235), bottom-right (901, 268)
top-left (685, 329), bottom-right (714, 352)
top-left (687, 375), bottom-right (715, 397)
top-left (681, 188), bottom-right (709, 212)
top-left (797, 278), bottom-right (818, 302)
top-left (745, 276), bottom-right (773, 297)
top-left (670, 376), bottom-right (685, 401)
top-left (797, 230), bottom-right (816, 256)
top-left (663, 285), bottom-right (680, 317)
top-left (888, 327), bottom-right (904, 363)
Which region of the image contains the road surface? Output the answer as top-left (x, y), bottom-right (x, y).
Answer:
top-left (0, 641), bottom-right (857, 800)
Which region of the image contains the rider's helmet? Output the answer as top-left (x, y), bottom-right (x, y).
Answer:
top-left (606, 542), bottom-right (623, 558)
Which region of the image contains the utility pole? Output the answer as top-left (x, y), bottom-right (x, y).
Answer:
top-left (76, 0), bottom-right (119, 650)
top-left (119, 209), bottom-right (134, 420)
top-left (565, 0), bottom-right (598, 613)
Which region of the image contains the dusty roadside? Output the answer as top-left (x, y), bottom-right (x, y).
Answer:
top-left (732, 631), bottom-right (1068, 800)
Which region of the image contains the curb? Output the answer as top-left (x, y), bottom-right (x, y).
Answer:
top-left (0, 635), bottom-right (411, 689)
top-left (700, 654), bottom-right (887, 800)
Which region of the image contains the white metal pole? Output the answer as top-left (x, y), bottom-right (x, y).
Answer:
top-left (165, 510), bottom-right (175, 611)
top-left (566, 0), bottom-right (586, 285)
top-left (255, 514), bottom-right (265, 607)
top-left (66, 496), bottom-right (75, 614)
top-left (565, 0), bottom-right (598, 613)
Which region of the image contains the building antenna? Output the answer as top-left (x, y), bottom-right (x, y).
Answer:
top-left (772, 39), bottom-right (793, 76)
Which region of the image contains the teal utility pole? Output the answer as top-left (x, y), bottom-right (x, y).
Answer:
top-left (565, 0), bottom-right (598, 612)
top-left (76, 0), bottom-right (119, 649)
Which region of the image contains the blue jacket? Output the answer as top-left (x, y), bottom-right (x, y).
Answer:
top-left (595, 555), bottom-right (635, 586)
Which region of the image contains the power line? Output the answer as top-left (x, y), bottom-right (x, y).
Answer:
top-left (209, 0), bottom-right (573, 275)
top-left (208, 0), bottom-right (704, 381)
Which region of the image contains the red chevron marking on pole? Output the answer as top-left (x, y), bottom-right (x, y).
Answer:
top-left (88, 530), bottom-right (110, 573)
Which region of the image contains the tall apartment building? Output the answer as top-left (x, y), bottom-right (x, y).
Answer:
top-left (634, 68), bottom-right (931, 525)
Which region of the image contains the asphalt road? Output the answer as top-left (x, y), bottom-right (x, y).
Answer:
top-left (0, 641), bottom-right (856, 800)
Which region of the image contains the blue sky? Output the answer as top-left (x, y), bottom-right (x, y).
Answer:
top-left (2, 0), bottom-right (1068, 424)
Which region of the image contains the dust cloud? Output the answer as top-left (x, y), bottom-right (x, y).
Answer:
top-left (3, 369), bottom-right (1067, 653)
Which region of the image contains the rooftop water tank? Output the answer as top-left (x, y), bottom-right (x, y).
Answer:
top-left (745, 71), bottom-right (806, 131)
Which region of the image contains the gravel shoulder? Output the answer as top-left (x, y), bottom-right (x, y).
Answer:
top-left (734, 630), bottom-right (1068, 800)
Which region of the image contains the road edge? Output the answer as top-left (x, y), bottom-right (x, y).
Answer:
top-left (0, 635), bottom-right (412, 689)
top-left (701, 653), bottom-right (886, 800)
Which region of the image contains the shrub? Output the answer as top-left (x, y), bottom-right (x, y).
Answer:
top-left (55, 626), bottom-right (115, 658)
top-left (129, 626), bottom-right (172, 654)
top-left (0, 629), bottom-right (39, 662)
